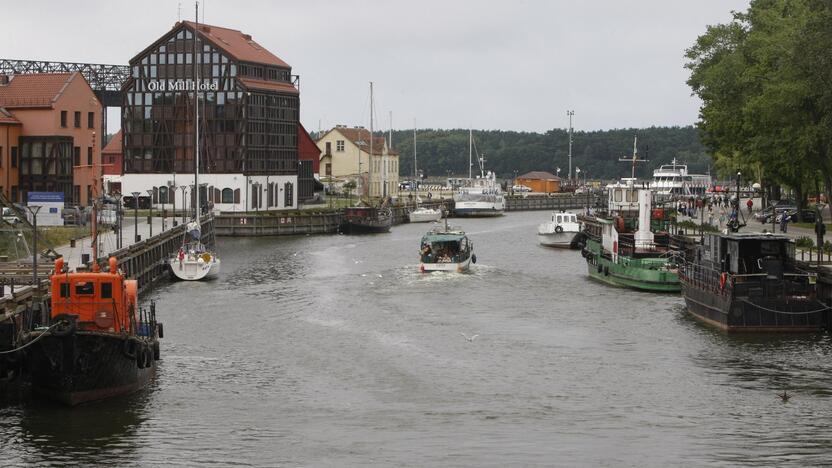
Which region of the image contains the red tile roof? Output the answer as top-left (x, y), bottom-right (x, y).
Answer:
top-left (0, 73), bottom-right (76, 109)
top-left (0, 107), bottom-right (21, 124)
top-left (327, 127), bottom-right (399, 156)
top-left (519, 171), bottom-right (560, 180)
top-left (183, 21), bottom-right (290, 68)
top-left (237, 77), bottom-right (298, 95)
top-left (103, 130), bottom-right (122, 154)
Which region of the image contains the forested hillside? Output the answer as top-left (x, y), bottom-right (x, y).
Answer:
top-left (386, 126), bottom-right (710, 180)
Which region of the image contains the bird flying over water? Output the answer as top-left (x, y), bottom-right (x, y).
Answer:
top-left (460, 332), bottom-right (479, 342)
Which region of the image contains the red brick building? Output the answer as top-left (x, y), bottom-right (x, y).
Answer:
top-left (0, 72), bottom-right (102, 205)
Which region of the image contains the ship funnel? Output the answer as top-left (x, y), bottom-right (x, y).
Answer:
top-left (634, 189), bottom-right (654, 250)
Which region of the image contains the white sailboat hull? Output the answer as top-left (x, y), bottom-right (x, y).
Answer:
top-left (169, 256), bottom-right (221, 281)
top-left (409, 208), bottom-right (443, 223)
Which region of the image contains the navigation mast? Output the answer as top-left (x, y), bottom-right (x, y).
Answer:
top-left (619, 135), bottom-right (649, 179)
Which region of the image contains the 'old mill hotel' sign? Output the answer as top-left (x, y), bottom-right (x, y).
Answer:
top-left (147, 79), bottom-right (219, 92)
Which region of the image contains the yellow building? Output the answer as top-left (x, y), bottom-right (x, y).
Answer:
top-left (516, 171), bottom-right (561, 193)
top-left (317, 126), bottom-right (399, 198)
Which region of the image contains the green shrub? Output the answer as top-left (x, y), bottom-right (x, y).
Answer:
top-left (795, 236), bottom-right (814, 249)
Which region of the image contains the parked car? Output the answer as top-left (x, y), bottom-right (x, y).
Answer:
top-left (2, 207), bottom-right (21, 225)
top-left (122, 195), bottom-right (151, 209)
top-left (512, 185), bottom-right (533, 193)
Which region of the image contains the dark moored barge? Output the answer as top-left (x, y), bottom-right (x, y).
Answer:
top-left (680, 233), bottom-right (831, 331)
top-left (341, 206), bottom-right (392, 234)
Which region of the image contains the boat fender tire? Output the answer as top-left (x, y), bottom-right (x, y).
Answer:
top-left (153, 341), bottom-right (161, 361)
top-left (555, 225), bottom-right (564, 234)
top-left (50, 314), bottom-right (77, 338)
top-left (471, 254), bottom-right (477, 264)
top-left (157, 323), bottom-right (164, 339)
top-left (143, 346), bottom-right (153, 368)
top-left (719, 272), bottom-right (727, 290)
top-left (123, 338), bottom-right (138, 360)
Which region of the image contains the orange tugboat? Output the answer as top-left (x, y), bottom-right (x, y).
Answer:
top-left (24, 255), bottom-right (162, 405)
top-left (24, 198), bottom-right (162, 405)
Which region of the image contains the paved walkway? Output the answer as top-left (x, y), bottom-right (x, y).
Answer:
top-left (54, 217), bottom-right (179, 270)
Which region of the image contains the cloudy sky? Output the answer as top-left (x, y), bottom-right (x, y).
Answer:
top-left (4, 0), bottom-right (749, 132)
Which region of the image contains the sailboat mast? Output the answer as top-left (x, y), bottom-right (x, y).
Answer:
top-left (193, 1), bottom-right (200, 223)
top-left (468, 128), bottom-right (472, 179)
top-left (369, 82), bottom-right (373, 199)
top-left (413, 119), bottom-right (417, 183)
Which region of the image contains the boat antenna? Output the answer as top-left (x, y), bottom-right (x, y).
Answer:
top-left (619, 135), bottom-right (648, 179)
top-left (413, 118), bottom-right (417, 192)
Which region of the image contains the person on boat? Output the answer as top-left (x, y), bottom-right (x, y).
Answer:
top-left (178, 247), bottom-right (185, 269)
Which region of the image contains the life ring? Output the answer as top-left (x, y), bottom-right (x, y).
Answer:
top-left (719, 272), bottom-right (727, 290)
top-left (555, 225), bottom-right (564, 234)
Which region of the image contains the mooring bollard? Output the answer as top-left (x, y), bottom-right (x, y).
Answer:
top-left (70, 238), bottom-right (76, 248)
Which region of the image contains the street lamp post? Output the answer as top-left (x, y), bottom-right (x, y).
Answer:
top-left (114, 193), bottom-right (123, 249)
top-left (567, 110), bottom-right (575, 182)
top-left (131, 191), bottom-right (140, 243)
top-left (146, 189), bottom-right (154, 238)
top-left (27, 205), bottom-right (42, 286)
top-left (179, 185), bottom-right (187, 224)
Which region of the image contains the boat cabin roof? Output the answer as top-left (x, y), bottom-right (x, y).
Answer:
top-left (423, 232), bottom-right (466, 243)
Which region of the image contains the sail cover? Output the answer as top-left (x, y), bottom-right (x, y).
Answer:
top-left (187, 221), bottom-right (201, 240)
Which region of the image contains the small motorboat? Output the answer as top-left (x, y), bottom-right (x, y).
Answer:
top-left (409, 206), bottom-right (443, 223)
top-left (538, 211), bottom-right (581, 248)
top-left (419, 219), bottom-right (475, 272)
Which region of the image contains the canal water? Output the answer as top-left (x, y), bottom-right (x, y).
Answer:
top-left (2, 211), bottom-right (831, 466)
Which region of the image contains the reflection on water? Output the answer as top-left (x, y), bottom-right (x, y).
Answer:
top-left (2, 211), bottom-right (831, 466)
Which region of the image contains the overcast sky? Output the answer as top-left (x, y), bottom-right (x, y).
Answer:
top-left (4, 0), bottom-right (749, 133)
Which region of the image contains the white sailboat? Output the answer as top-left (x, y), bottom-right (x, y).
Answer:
top-left (408, 123), bottom-right (442, 223)
top-left (168, 4), bottom-right (221, 281)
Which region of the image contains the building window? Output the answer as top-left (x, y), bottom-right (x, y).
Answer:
top-left (87, 147), bottom-right (93, 166)
top-left (336, 140), bottom-right (345, 152)
top-left (74, 147), bottom-right (81, 166)
top-left (11, 186), bottom-right (17, 202)
top-left (60, 111), bottom-right (67, 128)
top-left (87, 112), bottom-right (95, 129)
top-left (284, 182), bottom-right (293, 207)
top-left (158, 186), bottom-right (168, 204)
top-left (74, 111), bottom-right (81, 128)
top-left (11, 147), bottom-right (17, 167)
top-left (86, 185), bottom-right (92, 204)
top-left (325, 142), bottom-right (331, 155)
top-left (325, 163), bottom-right (331, 176)
top-left (221, 188), bottom-right (234, 203)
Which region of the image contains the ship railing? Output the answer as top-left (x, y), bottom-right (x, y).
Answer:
top-left (679, 261), bottom-right (733, 294)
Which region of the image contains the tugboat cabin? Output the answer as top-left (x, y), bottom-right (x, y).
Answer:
top-left (50, 257), bottom-right (137, 333)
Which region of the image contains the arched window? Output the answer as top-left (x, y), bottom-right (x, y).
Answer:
top-left (158, 186), bottom-right (168, 204)
top-left (221, 187), bottom-right (234, 204)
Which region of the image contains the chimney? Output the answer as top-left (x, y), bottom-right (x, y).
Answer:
top-left (243, 34), bottom-right (252, 41)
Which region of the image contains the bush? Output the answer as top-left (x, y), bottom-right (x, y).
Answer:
top-left (795, 236), bottom-right (814, 249)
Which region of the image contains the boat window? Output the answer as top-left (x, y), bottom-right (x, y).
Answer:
top-left (556, 215), bottom-right (562, 223)
top-left (101, 282), bottom-right (113, 299)
top-left (760, 241), bottom-right (780, 256)
top-left (75, 281), bottom-right (94, 295)
top-left (59, 283), bottom-right (70, 298)
top-left (626, 190), bottom-right (637, 202)
top-left (614, 189), bottom-right (622, 202)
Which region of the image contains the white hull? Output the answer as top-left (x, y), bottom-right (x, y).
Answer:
top-left (537, 232), bottom-right (577, 247)
top-left (169, 255), bottom-right (221, 281)
top-left (454, 201), bottom-right (504, 217)
top-left (409, 209), bottom-right (443, 223)
top-left (420, 256), bottom-right (471, 272)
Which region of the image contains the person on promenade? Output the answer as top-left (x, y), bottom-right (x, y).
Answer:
top-left (746, 198), bottom-right (753, 215)
top-left (780, 212), bottom-right (789, 233)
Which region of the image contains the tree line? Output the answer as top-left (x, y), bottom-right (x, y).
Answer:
top-left (387, 126), bottom-right (710, 182)
top-left (686, 0), bottom-right (832, 212)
